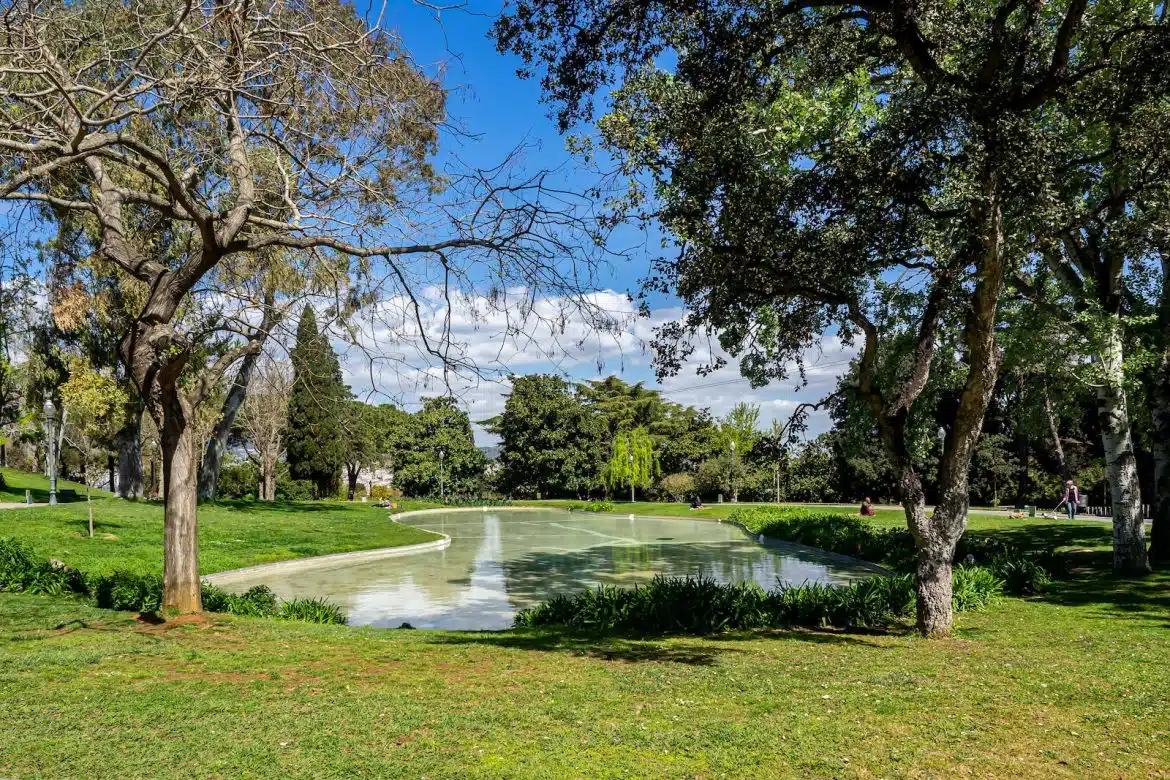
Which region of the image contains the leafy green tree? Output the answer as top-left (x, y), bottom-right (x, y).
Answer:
top-left (287, 307), bottom-right (347, 498)
top-left (394, 397), bottom-right (484, 498)
top-left (655, 404), bottom-right (722, 477)
top-left (580, 377), bottom-right (668, 440)
top-left (494, 0), bottom-right (1170, 633)
top-left (721, 402), bottom-right (760, 501)
top-left (602, 428), bottom-right (658, 502)
top-left (59, 358), bottom-right (127, 536)
top-left (487, 375), bottom-right (604, 498)
top-left (342, 401), bottom-right (383, 501)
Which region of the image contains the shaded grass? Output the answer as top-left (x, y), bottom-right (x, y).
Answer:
top-left (0, 466), bottom-right (106, 504)
top-left (1, 571), bottom-right (1167, 778)
top-left (0, 496), bottom-right (441, 576)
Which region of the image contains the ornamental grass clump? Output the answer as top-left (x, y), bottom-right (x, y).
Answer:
top-left (727, 507), bottom-right (1054, 593)
top-left (0, 536), bottom-right (347, 625)
top-left (515, 572), bottom-right (941, 635)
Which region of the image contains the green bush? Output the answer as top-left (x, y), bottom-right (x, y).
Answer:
top-left (217, 462), bottom-right (258, 499)
top-left (728, 507), bottom-right (917, 570)
top-left (0, 538), bottom-right (81, 596)
top-left (279, 597), bottom-right (348, 624)
top-left (987, 555), bottom-right (1051, 595)
top-left (728, 507), bottom-right (1054, 594)
top-left (568, 500), bottom-right (616, 513)
top-left (515, 572), bottom-right (938, 635)
top-left (275, 477), bottom-right (315, 501)
top-left (951, 565), bottom-right (1003, 611)
top-left (660, 473), bottom-right (697, 502)
top-left (0, 537), bottom-right (346, 625)
top-left (201, 583), bottom-right (280, 617)
top-left (443, 497), bottom-right (513, 507)
top-left (368, 484), bottom-right (403, 501)
top-left (92, 571), bottom-right (164, 613)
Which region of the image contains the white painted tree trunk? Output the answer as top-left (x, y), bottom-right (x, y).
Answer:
top-left (1098, 325), bottom-right (1149, 574)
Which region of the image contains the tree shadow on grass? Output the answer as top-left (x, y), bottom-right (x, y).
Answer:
top-left (428, 624), bottom-right (890, 666)
top-left (965, 522), bottom-right (1112, 552)
top-left (200, 499), bottom-right (360, 514)
top-left (1029, 569), bottom-right (1170, 628)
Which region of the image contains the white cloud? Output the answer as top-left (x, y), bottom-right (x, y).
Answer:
top-left (328, 288), bottom-right (855, 445)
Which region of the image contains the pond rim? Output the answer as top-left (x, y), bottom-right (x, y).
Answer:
top-left (202, 505), bottom-right (890, 588)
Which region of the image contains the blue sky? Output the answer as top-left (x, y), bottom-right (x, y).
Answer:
top-left (334, 1), bottom-right (856, 445)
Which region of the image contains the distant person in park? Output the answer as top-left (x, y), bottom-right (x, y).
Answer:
top-left (860, 497), bottom-right (876, 517)
top-left (690, 496), bottom-right (703, 510)
top-left (1061, 480), bottom-right (1080, 520)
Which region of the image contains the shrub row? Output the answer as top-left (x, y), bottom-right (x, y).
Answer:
top-left (0, 538), bottom-right (347, 624)
top-left (514, 569), bottom-right (1002, 635)
top-left (566, 500), bottom-right (617, 513)
top-left (726, 507), bottom-right (1052, 595)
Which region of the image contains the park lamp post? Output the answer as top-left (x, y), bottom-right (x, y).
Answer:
top-left (439, 449), bottom-right (445, 503)
top-left (730, 439), bottom-right (737, 504)
top-left (43, 399), bottom-right (57, 506)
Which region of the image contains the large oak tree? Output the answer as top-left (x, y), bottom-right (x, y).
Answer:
top-left (496, 0), bottom-right (1170, 632)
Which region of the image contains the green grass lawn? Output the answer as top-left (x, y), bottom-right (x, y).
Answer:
top-left (1, 568), bottom-right (1167, 778)
top-left (0, 465), bottom-right (106, 504)
top-left (0, 494), bottom-right (441, 576)
top-left (1, 490), bottom-right (1165, 777)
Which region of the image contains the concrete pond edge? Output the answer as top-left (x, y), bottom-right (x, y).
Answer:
top-left (202, 504), bottom-right (888, 589)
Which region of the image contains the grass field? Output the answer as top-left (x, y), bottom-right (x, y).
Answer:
top-left (0, 494), bottom-right (440, 575)
top-left (1, 484), bottom-right (1165, 777)
top-left (0, 465), bottom-right (106, 504)
top-left (1, 568), bottom-right (1167, 778)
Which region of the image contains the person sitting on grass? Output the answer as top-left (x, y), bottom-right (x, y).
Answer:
top-left (860, 497), bottom-right (876, 517)
top-left (689, 496), bottom-right (703, 510)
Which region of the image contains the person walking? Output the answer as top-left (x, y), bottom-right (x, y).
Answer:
top-left (1061, 480), bottom-right (1080, 520)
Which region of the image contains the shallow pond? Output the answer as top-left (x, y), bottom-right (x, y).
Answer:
top-left (217, 509), bottom-right (878, 630)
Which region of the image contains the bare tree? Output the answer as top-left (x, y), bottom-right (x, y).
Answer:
top-left (0, 0), bottom-right (612, 612)
top-left (238, 358), bottom-right (291, 502)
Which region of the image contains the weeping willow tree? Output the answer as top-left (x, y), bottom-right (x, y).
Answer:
top-left (603, 428), bottom-right (658, 502)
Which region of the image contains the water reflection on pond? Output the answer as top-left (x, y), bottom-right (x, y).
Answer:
top-left (219, 509), bottom-right (877, 630)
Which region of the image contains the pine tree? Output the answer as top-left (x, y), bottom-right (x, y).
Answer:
top-left (286, 307), bottom-right (347, 498)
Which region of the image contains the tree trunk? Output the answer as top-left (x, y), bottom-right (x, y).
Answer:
top-left (107, 452), bottom-right (116, 494)
top-left (1149, 249), bottom-right (1170, 567)
top-left (115, 401), bottom-right (145, 499)
top-left (1098, 325), bottom-right (1149, 574)
top-left (1044, 393), bottom-right (1069, 482)
top-left (1151, 422), bottom-right (1170, 568)
top-left (264, 458), bottom-right (276, 501)
top-left (87, 482), bottom-right (94, 538)
top-left (160, 393), bottom-right (202, 614)
top-left (346, 464), bottom-right (359, 501)
top-left (898, 461), bottom-right (962, 636)
top-left (198, 348), bottom-right (262, 501)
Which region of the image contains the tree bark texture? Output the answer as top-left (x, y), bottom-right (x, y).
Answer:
top-left (1148, 249), bottom-right (1170, 568)
top-left (160, 391), bottom-right (202, 614)
top-left (346, 463), bottom-right (360, 501)
top-left (1098, 324), bottom-right (1149, 574)
top-left (115, 400), bottom-right (145, 499)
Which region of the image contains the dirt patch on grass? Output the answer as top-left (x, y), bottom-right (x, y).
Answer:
top-left (134, 612), bottom-right (218, 634)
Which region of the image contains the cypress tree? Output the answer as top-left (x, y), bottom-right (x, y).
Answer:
top-left (286, 306), bottom-right (347, 498)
